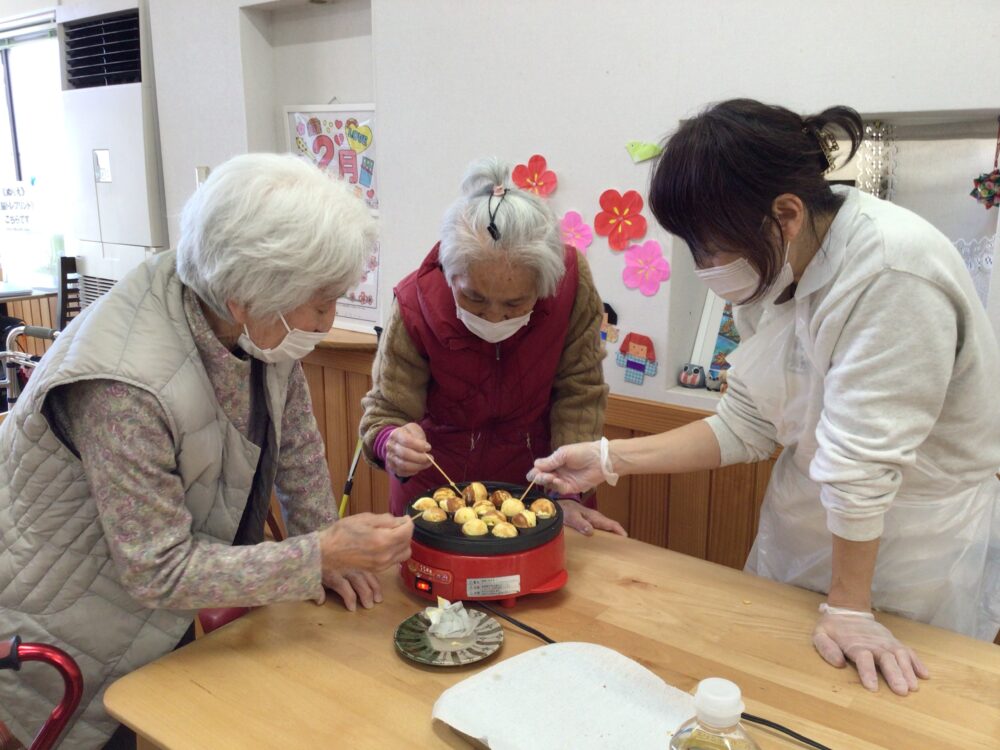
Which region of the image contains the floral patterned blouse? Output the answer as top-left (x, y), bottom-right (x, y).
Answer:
top-left (45, 288), bottom-right (335, 609)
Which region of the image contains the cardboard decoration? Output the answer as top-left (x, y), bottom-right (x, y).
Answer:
top-left (594, 189), bottom-right (647, 251)
top-left (616, 332), bottom-right (658, 385)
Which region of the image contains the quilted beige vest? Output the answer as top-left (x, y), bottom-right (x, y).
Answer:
top-left (0, 251), bottom-right (293, 748)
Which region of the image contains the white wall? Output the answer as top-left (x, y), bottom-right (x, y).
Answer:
top-left (140, 0), bottom-right (1000, 403)
top-left (271, 0), bottom-right (371, 108)
top-left (148, 0), bottom-right (373, 244)
top-left (147, 0), bottom-right (250, 242)
top-left (371, 0), bottom-right (1000, 404)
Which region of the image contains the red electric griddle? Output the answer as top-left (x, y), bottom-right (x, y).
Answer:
top-left (400, 481), bottom-right (568, 607)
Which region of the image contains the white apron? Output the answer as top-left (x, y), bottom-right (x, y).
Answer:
top-left (730, 297), bottom-right (1000, 640)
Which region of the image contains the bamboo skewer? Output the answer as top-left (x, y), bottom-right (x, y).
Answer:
top-left (426, 454), bottom-right (462, 496)
top-left (517, 478), bottom-right (537, 504)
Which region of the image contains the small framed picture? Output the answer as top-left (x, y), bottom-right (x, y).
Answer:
top-left (284, 104), bottom-right (381, 333)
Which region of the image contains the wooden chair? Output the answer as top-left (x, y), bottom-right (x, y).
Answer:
top-left (55, 257), bottom-right (81, 331)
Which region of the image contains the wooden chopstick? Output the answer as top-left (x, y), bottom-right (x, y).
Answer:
top-left (517, 478), bottom-right (537, 504)
top-left (426, 454), bottom-right (462, 496)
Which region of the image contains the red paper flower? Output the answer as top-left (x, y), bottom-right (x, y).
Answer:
top-left (512, 154), bottom-right (557, 197)
top-left (594, 189), bottom-right (648, 250)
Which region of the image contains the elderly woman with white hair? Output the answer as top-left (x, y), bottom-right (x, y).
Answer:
top-left (360, 158), bottom-right (625, 537)
top-left (0, 153), bottom-right (413, 749)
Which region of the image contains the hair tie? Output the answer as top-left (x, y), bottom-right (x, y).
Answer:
top-left (487, 186), bottom-right (508, 241)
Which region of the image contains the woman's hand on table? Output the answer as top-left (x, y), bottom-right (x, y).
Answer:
top-left (812, 606), bottom-right (930, 696)
top-left (527, 441), bottom-right (605, 495)
top-left (385, 423), bottom-right (433, 477)
top-left (320, 513), bottom-right (413, 576)
top-left (320, 569), bottom-right (383, 612)
top-left (557, 500), bottom-right (627, 537)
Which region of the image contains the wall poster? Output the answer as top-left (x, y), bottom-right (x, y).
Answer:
top-left (285, 104), bottom-right (380, 332)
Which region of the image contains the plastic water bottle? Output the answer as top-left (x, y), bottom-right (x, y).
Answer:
top-left (668, 678), bottom-right (761, 750)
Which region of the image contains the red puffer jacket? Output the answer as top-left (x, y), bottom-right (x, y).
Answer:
top-left (389, 243), bottom-right (578, 514)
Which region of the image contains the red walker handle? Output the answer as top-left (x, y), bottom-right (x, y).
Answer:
top-left (1, 638), bottom-right (83, 750)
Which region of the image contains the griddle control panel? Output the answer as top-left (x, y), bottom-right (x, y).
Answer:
top-left (407, 560), bottom-right (453, 585)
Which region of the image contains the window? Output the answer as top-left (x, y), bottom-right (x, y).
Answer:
top-left (0, 14), bottom-right (64, 288)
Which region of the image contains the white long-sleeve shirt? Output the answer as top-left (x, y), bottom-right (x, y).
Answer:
top-left (707, 187), bottom-right (1000, 541)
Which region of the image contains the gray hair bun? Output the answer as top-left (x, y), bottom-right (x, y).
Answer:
top-left (460, 156), bottom-right (513, 198)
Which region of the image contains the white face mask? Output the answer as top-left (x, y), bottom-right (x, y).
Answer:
top-left (455, 306), bottom-right (532, 343)
top-left (694, 243), bottom-right (793, 305)
top-left (238, 313), bottom-right (328, 363)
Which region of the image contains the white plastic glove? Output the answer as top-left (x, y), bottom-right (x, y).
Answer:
top-left (812, 604), bottom-right (930, 695)
top-left (528, 438), bottom-right (618, 495)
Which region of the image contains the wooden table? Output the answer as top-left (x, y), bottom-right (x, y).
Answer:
top-left (104, 532), bottom-right (1000, 749)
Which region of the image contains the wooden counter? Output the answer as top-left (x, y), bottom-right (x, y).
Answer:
top-left (301, 340), bottom-right (776, 573)
top-left (316, 326), bottom-right (378, 352)
top-left (104, 531), bottom-right (1000, 749)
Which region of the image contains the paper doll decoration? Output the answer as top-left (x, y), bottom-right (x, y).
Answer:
top-left (616, 332), bottom-right (657, 385)
top-left (601, 303), bottom-right (619, 344)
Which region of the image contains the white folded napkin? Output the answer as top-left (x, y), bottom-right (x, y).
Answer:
top-left (432, 642), bottom-right (696, 749)
top-left (423, 597), bottom-right (476, 638)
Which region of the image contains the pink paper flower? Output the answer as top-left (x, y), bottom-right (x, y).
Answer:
top-left (512, 154), bottom-right (557, 196)
top-left (623, 240), bottom-right (670, 296)
top-left (560, 211), bottom-right (593, 253)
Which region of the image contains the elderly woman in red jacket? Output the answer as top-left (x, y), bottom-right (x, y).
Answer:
top-left (360, 158), bottom-right (625, 536)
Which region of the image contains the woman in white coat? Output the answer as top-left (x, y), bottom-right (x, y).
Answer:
top-left (529, 99), bottom-right (1000, 696)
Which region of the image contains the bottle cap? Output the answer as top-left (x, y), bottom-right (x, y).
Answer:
top-left (693, 678), bottom-right (744, 728)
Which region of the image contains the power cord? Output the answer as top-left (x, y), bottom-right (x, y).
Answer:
top-left (740, 713), bottom-right (831, 750)
top-left (470, 601), bottom-right (833, 750)
top-left (474, 601), bottom-right (555, 644)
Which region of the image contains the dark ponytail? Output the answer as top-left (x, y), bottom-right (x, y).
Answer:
top-left (649, 99), bottom-right (864, 302)
top-left (803, 105), bottom-right (864, 174)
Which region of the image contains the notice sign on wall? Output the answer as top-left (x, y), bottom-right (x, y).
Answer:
top-left (0, 183), bottom-right (35, 232)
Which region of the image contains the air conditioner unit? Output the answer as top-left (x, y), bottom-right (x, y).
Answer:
top-left (57, 0), bottom-right (166, 307)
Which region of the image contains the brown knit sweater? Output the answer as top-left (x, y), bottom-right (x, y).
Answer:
top-left (360, 255), bottom-right (608, 464)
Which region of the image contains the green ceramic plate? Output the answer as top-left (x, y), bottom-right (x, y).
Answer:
top-left (394, 609), bottom-right (503, 667)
